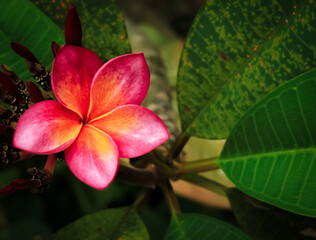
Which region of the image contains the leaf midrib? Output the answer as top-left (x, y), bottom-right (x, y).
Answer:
top-left (220, 146), bottom-right (316, 163)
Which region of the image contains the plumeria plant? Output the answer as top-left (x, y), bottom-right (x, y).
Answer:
top-left (0, 1), bottom-right (315, 240)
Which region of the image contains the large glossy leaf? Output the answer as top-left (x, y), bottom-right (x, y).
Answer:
top-left (33, 0), bottom-right (131, 61)
top-left (228, 188), bottom-right (316, 240)
top-left (219, 68), bottom-right (316, 217)
top-left (0, 0), bottom-right (64, 80)
top-left (177, 0), bottom-right (316, 139)
top-left (164, 213), bottom-right (251, 240)
top-left (50, 206), bottom-right (149, 240)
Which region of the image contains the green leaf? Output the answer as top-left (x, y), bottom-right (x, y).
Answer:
top-left (0, 0), bottom-right (130, 82)
top-left (228, 188), bottom-right (316, 240)
top-left (177, 0), bottom-right (316, 139)
top-left (33, 0), bottom-right (131, 61)
top-left (0, 0), bottom-right (64, 80)
top-left (164, 213), bottom-right (251, 240)
top-left (219, 68), bottom-right (316, 217)
top-left (49, 206), bottom-right (149, 240)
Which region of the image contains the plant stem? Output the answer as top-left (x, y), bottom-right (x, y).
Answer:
top-left (116, 164), bottom-right (158, 188)
top-left (180, 173), bottom-right (228, 196)
top-left (44, 154), bottom-right (57, 175)
top-left (146, 151), bottom-right (175, 178)
top-left (159, 180), bottom-right (181, 215)
top-left (167, 132), bottom-right (190, 161)
top-left (176, 157), bottom-right (219, 176)
top-left (133, 189), bottom-right (152, 210)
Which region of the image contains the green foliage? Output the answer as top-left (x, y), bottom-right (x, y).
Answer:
top-left (0, 0), bottom-right (64, 80)
top-left (177, 0), bottom-right (316, 139)
top-left (164, 213), bottom-right (251, 240)
top-left (0, 0), bottom-right (130, 83)
top-left (219, 68), bottom-right (316, 217)
top-left (228, 188), bottom-right (316, 240)
top-left (33, 0), bottom-right (131, 61)
top-left (50, 206), bottom-right (149, 240)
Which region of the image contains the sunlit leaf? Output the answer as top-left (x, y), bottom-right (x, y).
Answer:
top-left (50, 206), bottom-right (149, 240)
top-left (219, 68), bottom-right (316, 217)
top-left (177, 0), bottom-right (316, 139)
top-left (228, 188), bottom-right (316, 240)
top-left (0, 0), bottom-right (64, 80)
top-left (164, 213), bottom-right (251, 240)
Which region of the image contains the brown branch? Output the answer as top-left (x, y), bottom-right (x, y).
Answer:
top-left (116, 164), bottom-right (159, 188)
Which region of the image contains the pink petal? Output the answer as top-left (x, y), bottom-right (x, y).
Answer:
top-left (88, 53), bottom-right (150, 121)
top-left (64, 125), bottom-right (119, 189)
top-left (90, 105), bottom-right (169, 158)
top-left (52, 45), bottom-right (103, 119)
top-left (13, 100), bottom-right (82, 154)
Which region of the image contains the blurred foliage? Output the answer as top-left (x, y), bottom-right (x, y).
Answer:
top-left (228, 188), bottom-right (316, 240)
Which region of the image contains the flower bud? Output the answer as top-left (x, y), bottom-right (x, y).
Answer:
top-left (65, 4), bottom-right (82, 46)
top-left (9, 43), bottom-right (51, 91)
top-left (27, 81), bottom-right (44, 103)
top-left (10, 42), bottom-right (37, 62)
top-left (10, 179), bottom-right (33, 190)
top-left (0, 71), bottom-right (18, 99)
top-left (0, 64), bottom-right (24, 88)
top-left (51, 41), bottom-right (60, 57)
top-left (0, 185), bottom-right (15, 195)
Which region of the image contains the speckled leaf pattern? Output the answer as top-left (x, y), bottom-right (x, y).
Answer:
top-left (0, 0), bottom-right (64, 80)
top-left (164, 213), bottom-right (251, 240)
top-left (33, 0), bottom-right (131, 61)
top-left (50, 207), bottom-right (149, 240)
top-left (219, 68), bottom-right (316, 217)
top-left (227, 188), bottom-right (316, 240)
top-left (178, 0), bottom-right (316, 139)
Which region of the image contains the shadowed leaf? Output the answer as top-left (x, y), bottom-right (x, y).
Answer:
top-left (228, 188), bottom-right (316, 240)
top-left (164, 213), bottom-right (251, 240)
top-left (50, 206), bottom-right (149, 240)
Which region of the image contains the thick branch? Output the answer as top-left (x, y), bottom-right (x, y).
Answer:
top-left (175, 157), bottom-right (219, 176)
top-left (180, 173), bottom-right (228, 196)
top-left (116, 164), bottom-right (158, 188)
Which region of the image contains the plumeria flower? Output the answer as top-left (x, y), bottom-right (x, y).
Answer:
top-left (13, 45), bottom-right (169, 189)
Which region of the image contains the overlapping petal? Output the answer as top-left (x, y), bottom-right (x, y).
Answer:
top-left (13, 101), bottom-right (82, 154)
top-left (90, 105), bottom-right (169, 158)
top-left (88, 53), bottom-right (150, 120)
top-left (64, 125), bottom-right (119, 189)
top-left (52, 45), bottom-right (103, 119)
